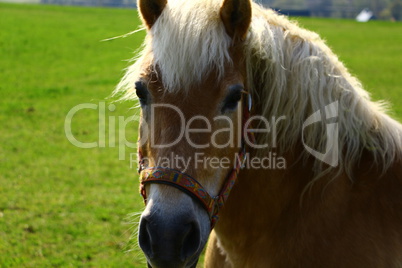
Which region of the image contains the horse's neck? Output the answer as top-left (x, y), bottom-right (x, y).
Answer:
top-left (214, 152), bottom-right (346, 264)
top-left (220, 147), bottom-right (380, 225)
top-left (215, 147), bottom-right (402, 266)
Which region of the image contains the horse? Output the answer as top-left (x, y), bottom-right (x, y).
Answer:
top-left (115, 0), bottom-right (402, 267)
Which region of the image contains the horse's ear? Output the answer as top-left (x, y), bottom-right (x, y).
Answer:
top-left (220, 0), bottom-right (252, 40)
top-left (138, 0), bottom-right (167, 29)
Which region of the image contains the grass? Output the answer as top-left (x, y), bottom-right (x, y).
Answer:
top-left (0, 3), bottom-right (145, 267)
top-left (0, 3), bottom-right (401, 267)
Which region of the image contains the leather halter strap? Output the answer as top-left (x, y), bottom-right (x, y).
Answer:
top-left (138, 93), bottom-right (253, 229)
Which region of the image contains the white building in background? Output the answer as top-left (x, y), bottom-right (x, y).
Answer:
top-left (356, 8), bottom-right (373, 22)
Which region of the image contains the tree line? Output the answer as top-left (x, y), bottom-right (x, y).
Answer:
top-left (256, 0), bottom-right (402, 20)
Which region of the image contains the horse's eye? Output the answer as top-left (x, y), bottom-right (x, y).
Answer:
top-left (135, 81), bottom-right (148, 106)
top-left (221, 84), bottom-right (243, 113)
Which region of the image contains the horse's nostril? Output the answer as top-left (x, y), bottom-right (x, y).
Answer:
top-left (181, 221), bottom-right (201, 261)
top-left (139, 217), bottom-right (154, 259)
top-left (138, 214), bottom-right (202, 267)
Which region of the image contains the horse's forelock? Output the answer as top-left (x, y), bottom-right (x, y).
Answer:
top-left (150, 0), bottom-right (232, 93)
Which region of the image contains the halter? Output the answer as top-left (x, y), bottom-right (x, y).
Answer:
top-left (138, 93), bottom-right (253, 229)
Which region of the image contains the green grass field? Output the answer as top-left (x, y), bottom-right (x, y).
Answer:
top-left (0, 3), bottom-right (401, 267)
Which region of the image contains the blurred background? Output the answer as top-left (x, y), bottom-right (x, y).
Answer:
top-left (1, 0), bottom-right (402, 20)
top-left (0, 0), bottom-right (401, 267)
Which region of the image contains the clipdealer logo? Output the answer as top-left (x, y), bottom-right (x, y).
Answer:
top-left (64, 101), bottom-right (339, 168)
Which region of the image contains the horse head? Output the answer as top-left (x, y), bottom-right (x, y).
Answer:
top-left (135, 0), bottom-right (252, 266)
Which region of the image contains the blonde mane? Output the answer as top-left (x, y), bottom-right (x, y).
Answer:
top-left (116, 0), bottom-right (402, 177)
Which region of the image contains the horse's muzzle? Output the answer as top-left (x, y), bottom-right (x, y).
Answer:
top-left (139, 212), bottom-right (202, 268)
